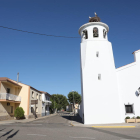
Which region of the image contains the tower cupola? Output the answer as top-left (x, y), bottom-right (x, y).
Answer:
top-left (79, 13), bottom-right (109, 42)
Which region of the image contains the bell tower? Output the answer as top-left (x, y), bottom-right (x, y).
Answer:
top-left (79, 13), bottom-right (122, 124)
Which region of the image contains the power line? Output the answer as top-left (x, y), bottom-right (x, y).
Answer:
top-left (0, 25), bottom-right (80, 39)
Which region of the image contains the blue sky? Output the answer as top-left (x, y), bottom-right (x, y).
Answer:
top-left (0, 0), bottom-right (140, 96)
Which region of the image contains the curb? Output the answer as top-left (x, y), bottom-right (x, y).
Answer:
top-left (91, 126), bottom-right (135, 128)
top-left (21, 113), bottom-right (57, 123)
top-left (70, 122), bottom-right (136, 128)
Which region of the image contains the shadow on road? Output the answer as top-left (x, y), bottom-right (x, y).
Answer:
top-left (0, 129), bottom-right (19, 140)
top-left (0, 129), bottom-right (14, 138)
top-left (6, 130), bottom-right (19, 140)
top-left (61, 115), bottom-right (83, 124)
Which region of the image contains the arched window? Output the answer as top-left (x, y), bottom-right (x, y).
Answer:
top-left (103, 29), bottom-right (107, 38)
top-left (93, 27), bottom-right (98, 37)
top-left (83, 30), bottom-right (88, 39)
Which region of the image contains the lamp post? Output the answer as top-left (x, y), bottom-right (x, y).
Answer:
top-left (72, 90), bottom-right (75, 116)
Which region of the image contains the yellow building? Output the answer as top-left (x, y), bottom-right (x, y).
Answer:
top-left (0, 77), bottom-right (42, 120)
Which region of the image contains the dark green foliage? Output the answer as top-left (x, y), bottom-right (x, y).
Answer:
top-left (136, 116), bottom-right (140, 119)
top-left (50, 94), bottom-right (69, 112)
top-left (125, 116), bottom-right (130, 119)
top-left (14, 107), bottom-right (25, 119)
top-left (68, 91), bottom-right (81, 104)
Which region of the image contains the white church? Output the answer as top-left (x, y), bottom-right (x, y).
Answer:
top-left (78, 13), bottom-right (140, 124)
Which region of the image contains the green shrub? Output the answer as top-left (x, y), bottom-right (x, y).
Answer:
top-left (131, 116), bottom-right (136, 119)
top-left (125, 116), bottom-right (130, 119)
top-left (136, 116), bottom-right (140, 119)
top-left (14, 107), bottom-right (25, 119)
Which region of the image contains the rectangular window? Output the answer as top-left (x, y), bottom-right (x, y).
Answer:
top-left (39, 95), bottom-right (41, 101)
top-left (98, 74), bottom-right (101, 80)
top-left (7, 88), bottom-right (10, 93)
top-left (125, 105), bottom-right (134, 114)
top-left (32, 92), bottom-right (34, 98)
top-left (96, 52), bottom-right (99, 57)
top-left (45, 95), bottom-right (47, 100)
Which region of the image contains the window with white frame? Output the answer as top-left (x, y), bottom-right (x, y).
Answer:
top-left (125, 104), bottom-right (134, 114)
top-left (39, 95), bottom-right (41, 101)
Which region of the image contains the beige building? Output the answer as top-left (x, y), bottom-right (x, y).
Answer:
top-left (0, 77), bottom-right (42, 120)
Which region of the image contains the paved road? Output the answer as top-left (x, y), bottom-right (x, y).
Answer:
top-left (0, 112), bottom-right (140, 140)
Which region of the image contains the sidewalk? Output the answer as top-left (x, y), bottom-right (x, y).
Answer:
top-left (70, 115), bottom-right (140, 128)
top-left (0, 113), bottom-right (56, 125)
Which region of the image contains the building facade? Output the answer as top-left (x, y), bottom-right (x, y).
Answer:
top-left (79, 14), bottom-right (140, 124)
top-left (0, 77), bottom-right (42, 120)
top-left (116, 50), bottom-right (140, 120)
top-left (0, 78), bottom-right (21, 120)
top-left (41, 91), bottom-right (52, 116)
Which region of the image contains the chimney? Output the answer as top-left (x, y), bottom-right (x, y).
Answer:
top-left (17, 73), bottom-right (19, 83)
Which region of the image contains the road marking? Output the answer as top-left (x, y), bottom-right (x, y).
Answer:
top-left (22, 124), bottom-right (42, 125)
top-left (120, 139), bottom-right (138, 140)
top-left (69, 136), bottom-right (95, 139)
top-left (27, 134), bottom-right (46, 136)
top-left (0, 132), bottom-right (6, 133)
top-left (92, 126), bottom-right (135, 128)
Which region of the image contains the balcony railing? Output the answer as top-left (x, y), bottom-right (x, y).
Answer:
top-left (43, 100), bottom-right (52, 106)
top-left (0, 93), bottom-right (21, 102)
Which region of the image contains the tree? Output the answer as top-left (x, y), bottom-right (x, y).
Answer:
top-left (68, 91), bottom-right (81, 105)
top-left (50, 94), bottom-right (69, 112)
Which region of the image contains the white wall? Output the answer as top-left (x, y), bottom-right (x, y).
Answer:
top-left (116, 51), bottom-right (140, 120)
top-left (42, 93), bottom-right (50, 116)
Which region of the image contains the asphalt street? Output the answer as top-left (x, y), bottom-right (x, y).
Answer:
top-left (0, 112), bottom-right (140, 140)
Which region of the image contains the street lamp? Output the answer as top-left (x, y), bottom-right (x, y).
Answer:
top-left (72, 90), bottom-right (75, 116)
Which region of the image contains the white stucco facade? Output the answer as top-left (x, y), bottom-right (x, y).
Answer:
top-left (79, 18), bottom-right (140, 124)
top-left (41, 92), bottom-right (52, 116)
top-left (116, 50), bottom-right (140, 121)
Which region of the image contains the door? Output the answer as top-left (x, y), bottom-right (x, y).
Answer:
top-left (11, 106), bottom-right (13, 114)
